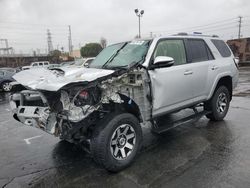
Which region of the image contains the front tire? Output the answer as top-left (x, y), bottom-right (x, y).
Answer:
top-left (91, 113), bottom-right (142, 172)
top-left (205, 86), bottom-right (230, 121)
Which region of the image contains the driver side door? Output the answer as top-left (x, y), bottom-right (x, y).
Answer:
top-left (148, 39), bottom-right (194, 117)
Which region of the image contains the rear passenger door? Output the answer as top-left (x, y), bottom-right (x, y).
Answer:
top-left (148, 39), bottom-right (194, 117)
top-left (185, 39), bottom-right (215, 102)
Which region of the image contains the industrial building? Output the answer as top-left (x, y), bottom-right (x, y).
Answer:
top-left (227, 37), bottom-right (250, 63)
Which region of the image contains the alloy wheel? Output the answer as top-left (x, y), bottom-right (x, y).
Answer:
top-left (110, 124), bottom-right (136, 160)
top-left (216, 92), bottom-right (227, 113)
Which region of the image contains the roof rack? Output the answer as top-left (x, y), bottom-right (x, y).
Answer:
top-left (174, 32), bottom-right (219, 38)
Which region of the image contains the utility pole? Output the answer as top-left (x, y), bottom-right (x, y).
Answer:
top-left (47, 29), bottom-right (53, 53)
top-left (150, 32), bottom-right (153, 38)
top-left (68, 25), bottom-right (73, 53)
top-left (134, 9), bottom-right (144, 38)
top-left (238, 16), bottom-right (242, 39)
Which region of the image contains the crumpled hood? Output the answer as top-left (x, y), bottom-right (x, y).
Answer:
top-left (13, 67), bottom-right (114, 91)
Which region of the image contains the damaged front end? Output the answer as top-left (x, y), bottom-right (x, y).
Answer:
top-left (10, 67), bottom-right (151, 143)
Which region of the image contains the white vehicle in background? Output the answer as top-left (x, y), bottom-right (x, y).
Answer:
top-left (61, 58), bottom-right (95, 68)
top-left (22, 61), bottom-right (50, 70)
top-left (74, 57), bottom-right (95, 67)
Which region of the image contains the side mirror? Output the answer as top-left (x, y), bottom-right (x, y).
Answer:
top-left (154, 56), bottom-right (174, 65)
top-left (152, 56), bottom-right (174, 69)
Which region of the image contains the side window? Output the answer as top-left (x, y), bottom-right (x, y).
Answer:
top-left (186, 39), bottom-right (214, 63)
top-left (153, 39), bottom-right (187, 66)
top-left (44, 62), bottom-right (49, 65)
top-left (33, 63), bottom-right (38, 66)
top-left (39, 63), bottom-right (43, 66)
top-left (211, 39), bottom-right (231, 57)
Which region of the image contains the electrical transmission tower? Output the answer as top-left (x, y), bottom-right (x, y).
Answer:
top-left (0, 39), bottom-right (13, 55)
top-left (238, 16), bottom-right (242, 39)
top-left (68, 25), bottom-right (73, 53)
top-left (47, 29), bottom-right (53, 53)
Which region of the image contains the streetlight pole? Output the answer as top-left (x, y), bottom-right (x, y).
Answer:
top-left (134, 9), bottom-right (144, 38)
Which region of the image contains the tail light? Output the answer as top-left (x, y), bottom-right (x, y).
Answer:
top-left (233, 57), bottom-right (239, 69)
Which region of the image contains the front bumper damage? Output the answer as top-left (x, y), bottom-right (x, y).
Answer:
top-left (10, 68), bottom-right (152, 143)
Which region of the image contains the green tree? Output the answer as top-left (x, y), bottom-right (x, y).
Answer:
top-left (80, 43), bottom-right (103, 57)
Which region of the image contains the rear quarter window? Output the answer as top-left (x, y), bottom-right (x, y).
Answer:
top-left (186, 39), bottom-right (214, 63)
top-left (211, 39), bottom-right (231, 57)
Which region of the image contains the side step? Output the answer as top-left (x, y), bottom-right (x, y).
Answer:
top-left (152, 110), bottom-right (211, 134)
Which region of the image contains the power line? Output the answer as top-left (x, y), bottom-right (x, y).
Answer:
top-left (152, 17), bottom-right (238, 34)
top-left (0, 21), bottom-right (66, 28)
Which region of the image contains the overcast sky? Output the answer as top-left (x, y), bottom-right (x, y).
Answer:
top-left (0, 0), bottom-right (250, 54)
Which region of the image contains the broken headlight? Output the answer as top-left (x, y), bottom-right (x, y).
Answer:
top-left (73, 87), bottom-right (101, 107)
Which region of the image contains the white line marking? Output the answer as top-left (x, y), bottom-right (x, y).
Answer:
top-left (24, 135), bottom-right (42, 145)
top-left (0, 120), bottom-right (11, 124)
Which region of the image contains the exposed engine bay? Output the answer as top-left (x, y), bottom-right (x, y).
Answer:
top-left (10, 67), bottom-right (152, 143)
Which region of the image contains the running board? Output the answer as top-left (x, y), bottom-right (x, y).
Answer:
top-left (152, 110), bottom-right (211, 134)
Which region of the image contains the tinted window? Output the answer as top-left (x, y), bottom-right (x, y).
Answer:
top-left (211, 39), bottom-right (231, 57)
top-left (186, 39), bottom-right (214, 63)
top-left (33, 63), bottom-right (38, 66)
top-left (44, 62), bottom-right (49, 65)
top-left (154, 39), bottom-right (186, 65)
top-left (39, 63), bottom-right (43, 66)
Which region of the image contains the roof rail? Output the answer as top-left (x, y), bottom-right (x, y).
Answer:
top-left (212, 35), bottom-right (219, 38)
top-left (176, 32), bottom-right (188, 36)
top-left (173, 32), bottom-right (220, 38)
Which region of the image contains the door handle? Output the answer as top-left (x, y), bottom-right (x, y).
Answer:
top-left (211, 66), bottom-right (219, 70)
top-left (184, 70), bottom-right (193, 75)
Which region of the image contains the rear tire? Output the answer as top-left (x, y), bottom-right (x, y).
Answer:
top-left (91, 113), bottom-right (142, 172)
top-left (205, 86), bottom-right (230, 121)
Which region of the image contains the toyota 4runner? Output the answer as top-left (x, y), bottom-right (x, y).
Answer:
top-left (9, 34), bottom-right (239, 172)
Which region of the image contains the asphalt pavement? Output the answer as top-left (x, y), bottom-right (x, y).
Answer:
top-left (0, 67), bottom-right (250, 188)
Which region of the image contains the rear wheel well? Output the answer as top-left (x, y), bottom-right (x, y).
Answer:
top-left (214, 76), bottom-right (232, 100)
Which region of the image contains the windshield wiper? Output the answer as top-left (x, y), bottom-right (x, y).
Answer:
top-left (102, 42), bottom-right (128, 69)
top-left (108, 57), bottom-right (146, 71)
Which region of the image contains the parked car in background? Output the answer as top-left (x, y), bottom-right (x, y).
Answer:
top-left (60, 61), bottom-right (75, 67)
top-left (73, 57), bottom-right (95, 67)
top-left (47, 64), bottom-right (61, 70)
top-left (0, 69), bottom-right (15, 92)
top-left (60, 58), bottom-right (95, 68)
top-left (0, 67), bottom-right (17, 73)
top-left (22, 61), bottom-right (50, 70)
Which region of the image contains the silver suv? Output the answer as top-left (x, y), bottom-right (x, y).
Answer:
top-left (10, 34), bottom-right (239, 172)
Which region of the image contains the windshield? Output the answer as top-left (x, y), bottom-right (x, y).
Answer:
top-left (89, 40), bottom-right (150, 69)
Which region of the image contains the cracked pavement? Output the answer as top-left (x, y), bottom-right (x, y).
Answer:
top-left (0, 67), bottom-right (250, 188)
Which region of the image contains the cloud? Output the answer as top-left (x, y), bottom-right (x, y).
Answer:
top-left (0, 0), bottom-right (249, 53)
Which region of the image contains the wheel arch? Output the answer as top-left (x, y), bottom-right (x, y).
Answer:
top-left (117, 93), bottom-right (142, 122)
top-left (208, 75), bottom-right (233, 101)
